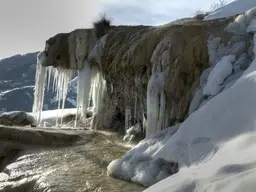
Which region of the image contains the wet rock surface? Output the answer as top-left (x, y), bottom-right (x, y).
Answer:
top-left (0, 127), bottom-right (144, 192)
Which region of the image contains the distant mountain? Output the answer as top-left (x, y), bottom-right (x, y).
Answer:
top-left (0, 52), bottom-right (77, 113)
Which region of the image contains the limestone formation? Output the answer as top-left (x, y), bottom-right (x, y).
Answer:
top-left (38, 18), bottom-right (234, 131)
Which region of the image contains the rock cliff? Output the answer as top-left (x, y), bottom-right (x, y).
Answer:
top-left (39, 18), bottom-right (237, 134)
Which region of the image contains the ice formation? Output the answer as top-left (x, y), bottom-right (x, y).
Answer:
top-left (75, 60), bottom-right (93, 123)
top-left (109, 8), bottom-right (256, 190)
top-left (90, 67), bottom-right (106, 114)
top-left (52, 67), bottom-right (73, 125)
top-left (146, 72), bottom-right (166, 138)
top-left (203, 55), bottom-right (235, 96)
top-left (32, 52), bottom-right (47, 124)
top-left (33, 53), bottom-right (106, 127)
top-left (75, 60), bottom-right (106, 126)
top-left (123, 123), bottom-right (142, 142)
top-left (108, 124), bottom-right (180, 186)
top-left (225, 7), bottom-right (256, 34)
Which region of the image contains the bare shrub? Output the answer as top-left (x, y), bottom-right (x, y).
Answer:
top-left (210, 0), bottom-right (227, 12)
top-left (93, 13), bottom-right (111, 39)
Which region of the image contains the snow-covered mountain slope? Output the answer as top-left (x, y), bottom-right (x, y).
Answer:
top-left (0, 53), bottom-right (77, 113)
top-left (205, 0), bottom-right (256, 21)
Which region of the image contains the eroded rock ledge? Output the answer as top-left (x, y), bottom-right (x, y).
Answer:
top-left (40, 18), bottom-right (235, 133)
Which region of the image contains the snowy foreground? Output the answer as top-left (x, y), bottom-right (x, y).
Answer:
top-left (108, 7), bottom-right (256, 192)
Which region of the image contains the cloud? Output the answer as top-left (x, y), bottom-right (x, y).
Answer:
top-left (102, 0), bottom-right (235, 25)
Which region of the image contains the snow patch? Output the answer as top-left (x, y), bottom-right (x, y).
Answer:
top-left (108, 125), bottom-right (180, 186)
top-left (203, 55), bottom-right (235, 96)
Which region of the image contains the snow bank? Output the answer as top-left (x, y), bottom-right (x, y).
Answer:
top-left (144, 9), bottom-right (256, 192)
top-left (108, 8), bottom-right (256, 190)
top-left (145, 133), bottom-right (256, 192)
top-left (108, 125), bottom-right (180, 186)
top-left (226, 7), bottom-right (256, 35)
top-left (28, 108), bottom-right (77, 127)
top-left (203, 55), bottom-right (235, 96)
top-left (204, 0), bottom-right (256, 21)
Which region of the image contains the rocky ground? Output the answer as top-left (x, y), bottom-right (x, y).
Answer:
top-left (0, 126), bottom-right (144, 192)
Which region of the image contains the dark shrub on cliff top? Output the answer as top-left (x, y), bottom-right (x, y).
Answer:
top-left (93, 13), bottom-right (111, 39)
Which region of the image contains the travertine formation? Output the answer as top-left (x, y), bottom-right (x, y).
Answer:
top-left (39, 18), bottom-right (234, 133)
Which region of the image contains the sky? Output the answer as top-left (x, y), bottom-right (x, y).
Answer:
top-left (0, 0), bottom-right (235, 59)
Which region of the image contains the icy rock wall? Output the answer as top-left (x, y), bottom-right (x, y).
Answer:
top-left (189, 28), bottom-right (253, 114)
top-left (108, 8), bottom-right (256, 188)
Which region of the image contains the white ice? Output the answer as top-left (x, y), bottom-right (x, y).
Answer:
top-left (203, 55), bottom-right (235, 96)
top-left (225, 7), bottom-right (256, 35)
top-left (108, 124), bottom-right (180, 186)
top-left (123, 123), bottom-right (142, 142)
top-left (146, 72), bottom-right (166, 138)
top-left (32, 52), bottom-right (47, 124)
top-left (75, 60), bottom-right (106, 127)
top-left (75, 60), bottom-right (93, 125)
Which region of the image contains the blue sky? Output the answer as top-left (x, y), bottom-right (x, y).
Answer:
top-left (0, 0), bottom-right (235, 59)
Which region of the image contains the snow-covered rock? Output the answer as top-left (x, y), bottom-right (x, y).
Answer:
top-left (123, 123), bottom-right (142, 142)
top-left (108, 124), bottom-right (180, 186)
top-left (145, 12), bottom-right (256, 192)
top-left (203, 55), bottom-right (235, 96)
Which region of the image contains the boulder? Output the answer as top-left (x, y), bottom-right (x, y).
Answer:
top-left (0, 111), bottom-right (35, 126)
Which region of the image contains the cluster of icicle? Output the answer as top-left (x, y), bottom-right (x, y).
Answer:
top-left (75, 60), bottom-right (106, 127)
top-left (32, 55), bottom-right (106, 127)
top-left (146, 72), bottom-right (166, 138)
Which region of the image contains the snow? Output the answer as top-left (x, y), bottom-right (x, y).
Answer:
top-left (107, 8), bottom-right (256, 191)
top-left (108, 125), bottom-right (180, 186)
top-left (28, 108), bottom-right (77, 127)
top-left (146, 72), bottom-right (166, 137)
top-left (203, 55), bottom-right (235, 96)
top-left (123, 123), bottom-right (142, 142)
top-left (204, 0), bottom-right (256, 21)
top-left (143, 11), bottom-right (256, 192)
top-left (226, 7), bottom-right (256, 35)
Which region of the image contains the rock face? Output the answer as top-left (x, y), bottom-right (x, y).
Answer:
top-left (38, 19), bottom-right (235, 133)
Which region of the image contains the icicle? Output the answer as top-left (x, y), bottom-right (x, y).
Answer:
top-left (146, 72), bottom-right (165, 137)
top-left (75, 60), bottom-right (93, 126)
top-left (90, 66), bottom-right (106, 114)
top-left (50, 67), bottom-right (73, 126)
top-left (47, 66), bottom-right (52, 91)
top-left (125, 108), bottom-right (131, 132)
top-left (134, 92), bottom-right (137, 122)
top-left (32, 52), bottom-right (47, 125)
